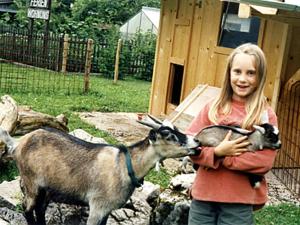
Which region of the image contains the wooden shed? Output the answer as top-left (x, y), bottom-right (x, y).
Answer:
top-left (149, 0), bottom-right (300, 197)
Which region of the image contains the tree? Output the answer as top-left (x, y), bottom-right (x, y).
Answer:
top-left (0, 0), bottom-right (160, 40)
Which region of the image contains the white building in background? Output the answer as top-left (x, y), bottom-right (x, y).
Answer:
top-left (120, 6), bottom-right (160, 38)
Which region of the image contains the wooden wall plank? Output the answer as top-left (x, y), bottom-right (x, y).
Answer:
top-left (149, 0), bottom-right (177, 115)
top-left (283, 26), bottom-right (300, 84)
top-left (261, 20), bottom-right (288, 105)
top-left (181, 1), bottom-right (204, 97)
top-left (195, 0), bottom-right (223, 86)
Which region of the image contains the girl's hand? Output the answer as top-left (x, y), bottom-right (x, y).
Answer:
top-left (214, 130), bottom-right (250, 157)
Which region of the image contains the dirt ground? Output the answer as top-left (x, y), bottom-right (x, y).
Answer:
top-left (79, 112), bottom-right (300, 206)
top-left (79, 112), bottom-right (151, 144)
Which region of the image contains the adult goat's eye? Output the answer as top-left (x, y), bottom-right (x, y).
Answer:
top-left (160, 129), bottom-right (170, 137)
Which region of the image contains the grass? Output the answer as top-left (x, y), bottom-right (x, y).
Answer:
top-left (254, 203), bottom-right (300, 225)
top-left (0, 73), bottom-right (299, 224)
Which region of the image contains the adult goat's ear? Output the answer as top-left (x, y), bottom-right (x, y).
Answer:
top-left (149, 130), bottom-right (157, 142)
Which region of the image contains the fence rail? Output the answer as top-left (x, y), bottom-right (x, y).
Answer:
top-left (0, 26), bottom-right (65, 71)
top-left (0, 26), bottom-right (155, 94)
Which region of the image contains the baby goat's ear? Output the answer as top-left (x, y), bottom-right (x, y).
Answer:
top-left (253, 125), bottom-right (266, 134)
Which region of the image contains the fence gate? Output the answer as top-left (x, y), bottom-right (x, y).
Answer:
top-left (274, 68), bottom-right (300, 198)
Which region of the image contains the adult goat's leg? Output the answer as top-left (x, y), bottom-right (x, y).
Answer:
top-left (22, 185), bottom-right (39, 225)
top-left (87, 201), bottom-right (110, 225)
top-left (97, 215), bottom-right (109, 225)
top-left (35, 189), bottom-right (48, 225)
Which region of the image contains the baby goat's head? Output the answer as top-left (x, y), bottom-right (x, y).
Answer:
top-left (253, 123), bottom-right (281, 150)
top-left (138, 114), bottom-right (200, 158)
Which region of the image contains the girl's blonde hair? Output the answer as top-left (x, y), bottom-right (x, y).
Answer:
top-left (208, 43), bottom-right (267, 129)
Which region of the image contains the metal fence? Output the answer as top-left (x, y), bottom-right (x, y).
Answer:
top-left (0, 26), bottom-right (155, 94)
top-left (0, 26), bottom-right (92, 94)
top-left (274, 70), bottom-right (300, 198)
top-left (0, 59), bottom-right (84, 94)
top-left (0, 26), bottom-right (64, 71)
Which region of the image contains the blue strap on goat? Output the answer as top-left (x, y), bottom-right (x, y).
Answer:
top-left (118, 145), bottom-right (143, 188)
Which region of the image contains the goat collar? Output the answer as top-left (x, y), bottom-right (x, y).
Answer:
top-left (118, 145), bottom-right (143, 188)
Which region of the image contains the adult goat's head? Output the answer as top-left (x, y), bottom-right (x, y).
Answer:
top-left (138, 114), bottom-right (200, 158)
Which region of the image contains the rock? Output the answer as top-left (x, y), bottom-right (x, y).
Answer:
top-left (161, 201), bottom-right (190, 225)
top-left (107, 181), bottom-right (159, 225)
top-left (69, 129), bottom-right (107, 144)
top-left (46, 203), bottom-right (88, 225)
top-left (0, 218), bottom-right (9, 225)
top-left (0, 208), bottom-right (27, 225)
top-left (170, 174), bottom-right (195, 191)
top-left (0, 95), bottom-right (18, 158)
top-left (0, 178), bottom-right (21, 207)
top-left (0, 95), bottom-right (18, 133)
top-left (0, 196), bottom-right (15, 210)
top-left (15, 108), bottom-right (69, 135)
top-left (79, 112), bottom-right (150, 145)
top-left (151, 187), bottom-right (191, 225)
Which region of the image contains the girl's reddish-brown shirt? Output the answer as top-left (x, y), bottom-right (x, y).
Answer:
top-left (185, 100), bottom-right (278, 206)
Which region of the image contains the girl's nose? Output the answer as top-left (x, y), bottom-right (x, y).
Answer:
top-left (238, 73), bottom-right (247, 81)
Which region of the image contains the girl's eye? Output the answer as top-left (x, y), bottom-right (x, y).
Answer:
top-left (248, 70), bottom-right (256, 76)
top-left (233, 69), bottom-right (241, 74)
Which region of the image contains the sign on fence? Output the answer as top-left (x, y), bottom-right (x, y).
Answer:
top-left (28, 8), bottom-right (50, 20)
top-left (29, 0), bottom-right (48, 8)
top-left (28, 0), bottom-right (50, 20)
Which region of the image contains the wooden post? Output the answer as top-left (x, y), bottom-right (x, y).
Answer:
top-left (114, 39), bottom-right (122, 84)
top-left (61, 34), bottom-right (69, 73)
top-left (43, 0), bottom-right (52, 63)
top-left (84, 38), bottom-right (94, 93)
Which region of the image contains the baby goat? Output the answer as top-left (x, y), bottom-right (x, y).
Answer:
top-left (0, 115), bottom-right (200, 225)
top-left (186, 123), bottom-right (281, 188)
top-left (196, 123), bottom-right (281, 151)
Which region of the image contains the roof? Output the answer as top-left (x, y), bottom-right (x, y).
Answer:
top-left (120, 6), bottom-right (160, 36)
top-left (141, 6), bottom-right (160, 29)
top-left (223, 0), bottom-right (300, 12)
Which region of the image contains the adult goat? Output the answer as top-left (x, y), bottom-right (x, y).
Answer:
top-left (0, 115), bottom-right (200, 225)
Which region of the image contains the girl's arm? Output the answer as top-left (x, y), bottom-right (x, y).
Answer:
top-left (186, 103), bottom-right (223, 169)
top-left (222, 108), bottom-right (279, 174)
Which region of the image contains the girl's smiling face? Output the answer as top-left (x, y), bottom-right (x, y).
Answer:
top-left (230, 53), bottom-right (258, 102)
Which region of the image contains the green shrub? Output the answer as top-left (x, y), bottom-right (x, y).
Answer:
top-left (120, 32), bottom-right (156, 81)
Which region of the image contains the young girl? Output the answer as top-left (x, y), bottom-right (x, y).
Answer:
top-left (186, 43), bottom-right (278, 225)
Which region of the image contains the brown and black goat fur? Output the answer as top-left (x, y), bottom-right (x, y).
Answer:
top-left (0, 115), bottom-right (200, 225)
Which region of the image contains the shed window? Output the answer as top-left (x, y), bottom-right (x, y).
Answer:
top-left (168, 64), bottom-right (183, 106)
top-left (218, 2), bottom-right (260, 48)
